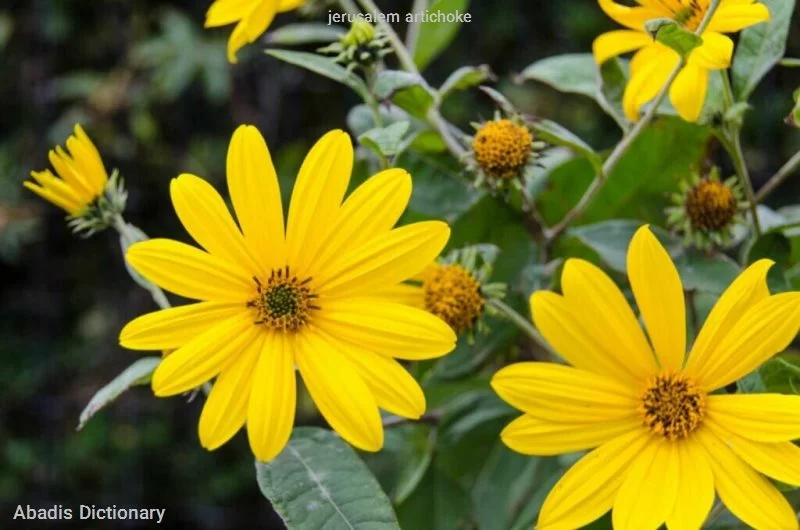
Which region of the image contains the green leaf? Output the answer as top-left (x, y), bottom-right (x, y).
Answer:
top-left (569, 220), bottom-right (683, 273)
top-left (760, 353), bottom-right (800, 394)
top-left (265, 49), bottom-right (370, 101)
top-left (744, 231), bottom-right (793, 292)
top-left (77, 357), bottom-right (160, 431)
top-left (358, 121), bottom-right (410, 158)
top-left (395, 465), bottom-right (475, 530)
top-left (520, 54), bottom-right (598, 99)
top-left (786, 87), bottom-right (800, 128)
top-left (731, 0), bottom-right (796, 101)
top-left (478, 85), bottom-right (517, 114)
top-left (645, 18), bottom-right (703, 57)
top-left (412, 0), bottom-right (471, 70)
top-left (373, 70), bottom-right (436, 118)
top-left (256, 427), bottom-right (401, 530)
top-left (439, 65), bottom-right (494, 99)
top-left (674, 250), bottom-right (741, 295)
top-left (266, 23), bottom-right (345, 45)
top-left (598, 58), bottom-right (631, 130)
top-left (529, 119), bottom-right (602, 171)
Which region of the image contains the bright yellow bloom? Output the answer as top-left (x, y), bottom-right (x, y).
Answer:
top-left (24, 124), bottom-right (109, 215)
top-left (205, 0), bottom-right (305, 63)
top-left (593, 0), bottom-right (770, 122)
top-left (492, 225), bottom-right (800, 530)
top-left (119, 125), bottom-right (456, 461)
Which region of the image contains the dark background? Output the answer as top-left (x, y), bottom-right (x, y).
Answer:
top-left (1, 0), bottom-right (798, 528)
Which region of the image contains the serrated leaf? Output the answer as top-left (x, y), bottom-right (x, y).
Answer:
top-left (77, 357), bottom-right (160, 431)
top-left (760, 353), bottom-right (800, 394)
top-left (256, 427), bottom-right (401, 530)
top-left (358, 121), bottom-right (410, 158)
top-left (569, 220), bottom-right (683, 273)
top-left (266, 23), bottom-right (345, 45)
top-left (373, 71), bottom-right (436, 118)
top-left (645, 18), bottom-right (703, 57)
top-left (732, 0), bottom-right (796, 100)
top-left (412, 0), bottom-right (471, 70)
top-left (266, 49), bottom-right (370, 100)
top-left (520, 53), bottom-right (597, 99)
top-left (439, 65), bottom-right (494, 99)
top-left (529, 119), bottom-right (601, 170)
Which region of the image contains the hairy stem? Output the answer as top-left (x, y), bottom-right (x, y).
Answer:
top-left (755, 150), bottom-right (800, 203)
top-left (337, 0), bottom-right (361, 16)
top-left (112, 214), bottom-right (171, 310)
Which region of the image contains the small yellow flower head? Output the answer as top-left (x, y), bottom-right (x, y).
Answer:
top-left (685, 178), bottom-right (737, 231)
top-left (471, 119), bottom-right (533, 181)
top-left (423, 263), bottom-right (485, 334)
top-left (667, 167), bottom-right (744, 249)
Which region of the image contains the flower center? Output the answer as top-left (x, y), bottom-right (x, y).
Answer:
top-left (670, 0), bottom-right (703, 30)
top-left (247, 266), bottom-right (318, 332)
top-left (640, 373), bottom-right (706, 440)
top-left (423, 264), bottom-right (484, 334)
top-left (685, 178), bottom-right (737, 231)
top-left (471, 119), bottom-right (532, 179)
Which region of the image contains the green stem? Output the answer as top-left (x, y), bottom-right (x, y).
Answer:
top-left (755, 150), bottom-right (800, 203)
top-left (543, 0), bottom-right (723, 243)
top-left (112, 214), bottom-right (171, 310)
top-left (486, 298), bottom-right (555, 356)
top-left (337, 0), bottom-right (361, 16)
top-left (354, 0), bottom-right (468, 160)
top-left (405, 0), bottom-right (427, 54)
top-left (719, 72), bottom-right (762, 237)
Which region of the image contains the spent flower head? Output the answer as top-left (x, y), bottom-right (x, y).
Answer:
top-left (667, 167), bottom-right (746, 249)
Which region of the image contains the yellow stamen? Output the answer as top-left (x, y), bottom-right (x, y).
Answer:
top-left (640, 372), bottom-right (706, 440)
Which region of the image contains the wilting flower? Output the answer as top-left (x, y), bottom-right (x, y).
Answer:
top-left (25, 124), bottom-right (126, 236)
top-left (25, 125), bottom-right (109, 216)
top-left (119, 125), bottom-right (456, 461)
top-left (205, 0), bottom-right (305, 63)
top-left (593, 0), bottom-right (770, 122)
top-left (492, 225), bottom-right (800, 530)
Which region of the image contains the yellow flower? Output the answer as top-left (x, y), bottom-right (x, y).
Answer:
top-left (205, 0), bottom-right (305, 63)
top-left (491, 225), bottom-right (800, 530)
top-left (593, 0), bottom-right (770, 122)
top-left (119, 125), bottom-right (456, 461)
top-left (24, 124), bottom-right (109, 215)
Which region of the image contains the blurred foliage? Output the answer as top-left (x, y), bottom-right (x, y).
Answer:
top-left (2, 0), bottom-right (800, 529)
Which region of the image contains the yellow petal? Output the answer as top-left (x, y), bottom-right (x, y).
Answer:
top-left (278, 0), bottom-right (304, 11)
top-left (151, 312), bottom-right (259, 396)
top-left (199, 333), bottom-right (261, 450)
top-left (669, 62), bottom-right (709, 122)
top-left (206, 0), bottom-right (260, 27)
top-left (689, 31), bottom-right (733, 69)
top-left (170, 174), bottom-right (262, 278)
top-left (314, 297), bottom-right (456, 360)
top-left (126, 239), bottom-right (254, 302)
top-left (29, 169), bottom-right (85, 206)
top-left (286, 130), bottom-right (353, 276)
top-left (694, 293), bottom-right (800, 390)
top-left (706, 418), bottom-right (800, 486)
top-left (66, 125), bottom-right (108, 194)
top-left (224, 0), bottom-right (279, 63)
top-left (665, 436), bottom-right (715, 530)
top-left (226, 125), bottom-right (285, 273)
top-left (310, 169), bottom-right (412, 275)
top-left (593, 30), bottom-right (654, 65)
top-left (537, 429), bottom-right (651, 530)
top-left (120, 302), bottom-right (244, 350)
top-left (706, 2), bottom-right (771, 33)
top-left (23, 181), bottom-right (82, 215)
top-left (325, 331), bottom-right (425, 418)
top-left (598, 0), bottom-right (666, 30)
top-left (612, 439), bottom-right (680, 530)
top-left (296, 330), bottom-right (383, 452)
top-left (684, 259), bottom-right (771, 379)
top-left (247, 332), bottom-right (297, 461)
top-left (706, 393), bottom-right (800, 442)
top-left (627, 225), bottom-right (686, 371)
top-left (315, 221), bottom-right (450, 298)
top-left (371, 283), bottom-right (425, 307)
top-left (530, 291), bottom-right (645, 384)
top-left (49, 148), bottom-right (96, 201)
top-left (697, 427), bottom-right (798, 530)
top-left (490, 362), bottom-right (639, 422)
top-left (501, 414), bottom-right (640, 456)
top-left (623, 46), bottom-right (680, 121)
top-left (560, 259), bottom-right (658, 379)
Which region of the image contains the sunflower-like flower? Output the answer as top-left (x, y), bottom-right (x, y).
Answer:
top-left (25, 124), bottom-right (126, 236)
top-left (119, 125), bottom-right (456, 461)
top-left (593, 0), bottom-right (770, 122)
top-left (205, 0), bottom-right (305, 63)
top-left (492, 225), bottom-right (800, 530)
